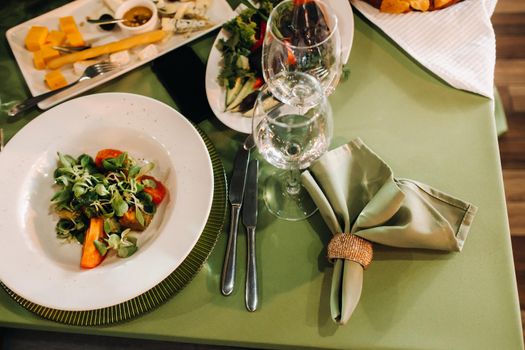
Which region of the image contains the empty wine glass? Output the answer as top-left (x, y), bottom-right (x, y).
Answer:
top-left (252, 72), bottom-right (333, 221)
top-left (262, 0), bottom-right (342, 100)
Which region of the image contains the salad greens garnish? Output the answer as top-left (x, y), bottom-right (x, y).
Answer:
top-left (217, 8), bottom-right (259, 88)
top-left (217, 0), bottom-right (279, 115)
top-left (51, 149), bottom-right (167, 268)
top-left (218, 0), bottom-right (279, 87)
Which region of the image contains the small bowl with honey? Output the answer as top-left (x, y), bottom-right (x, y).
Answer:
top-left (115, 0), bottom-right (159, 34)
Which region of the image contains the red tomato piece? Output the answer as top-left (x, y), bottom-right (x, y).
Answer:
top-left (95, 149), bottom-right (123, 168)
top-left (293, 0), bottom-right (314, 4)
top-left (140, 175), bottom-right (167, 205)
top-left (252, 77), bottom-right (264, 89)
top-left (250, 21), bottom-right (267, 52)
top-left (286, 47), bottom-right (297, 66)
top-left (282, 39), bottom-right (297, 66)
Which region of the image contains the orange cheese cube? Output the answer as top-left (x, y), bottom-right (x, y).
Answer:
top-left (45, 70), bottom-right (68, 90)
top-left (33, 45), bottom-right (60, 70)
top-left (66, 31), bottom-right (85, 47)
top-left (46, 30), bottom-right (66, 46)
top-left (59, 16), bottom-right (79, 34)
top-left (40, 45), bottom-right (61, 63)
top-left (33, 51), bottom-right (46, 70)
top-left (25, 26), bottom-right (48, 51)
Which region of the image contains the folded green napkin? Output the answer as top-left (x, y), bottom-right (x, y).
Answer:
top-left (301, 138), bottom-right (477, 324)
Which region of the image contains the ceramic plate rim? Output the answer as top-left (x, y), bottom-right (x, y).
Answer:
top-left (0, 92), bottom-right (214, 311)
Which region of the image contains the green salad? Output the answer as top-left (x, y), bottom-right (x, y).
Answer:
top-left (50, 149), bottom-right (167, 269)
top-left (217, 0), bottom-right (280, 115)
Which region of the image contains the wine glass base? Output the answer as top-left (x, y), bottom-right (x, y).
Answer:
top-left (263, 171), bottom-right (318, 221)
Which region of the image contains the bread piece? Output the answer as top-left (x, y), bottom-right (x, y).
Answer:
top-left (433, 0), bottom-right (460, 10)
top-left (380, 0), bottom-right (410, 13)
top-left (410, 0), bottom-right (430, 11)
top-left (364, 0), bottom-right (462, 12)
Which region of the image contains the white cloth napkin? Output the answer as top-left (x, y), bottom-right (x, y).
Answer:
top-left (351, 0), bottom-right (497, 99)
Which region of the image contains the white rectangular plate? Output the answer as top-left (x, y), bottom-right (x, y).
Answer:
top-left (6, 0), bottom-right (236, 110)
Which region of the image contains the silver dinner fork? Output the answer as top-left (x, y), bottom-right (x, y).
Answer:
top-left (308, 66), bottom-right (330, 82)
top-left (8, 62), bottom-right (117, 117)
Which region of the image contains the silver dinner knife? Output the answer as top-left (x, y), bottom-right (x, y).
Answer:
top-left (221, 145), bottom-right (250, 296)
top-left (243, 160), bottom-right (259, 311)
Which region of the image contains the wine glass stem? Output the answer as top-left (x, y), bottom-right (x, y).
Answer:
top-left (285, 168), bottom-right (301, 196)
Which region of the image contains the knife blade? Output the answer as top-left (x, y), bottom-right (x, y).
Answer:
top-left (243, 160), bottom-right (259, 311)
top-left (221, 145), bottom-right (250, 296)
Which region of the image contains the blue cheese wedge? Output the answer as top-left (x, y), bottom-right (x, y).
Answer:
top-left (157, 0), bottom-right (212, 22)
top-left (162, 18), bottom-right (211, 33)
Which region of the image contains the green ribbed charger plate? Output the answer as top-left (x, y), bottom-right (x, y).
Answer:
top-left (0, 126), bottom-right (227, 326)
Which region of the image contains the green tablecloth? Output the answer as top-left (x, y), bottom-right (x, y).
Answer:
top-left (0, 1), bottom-right (522, 349)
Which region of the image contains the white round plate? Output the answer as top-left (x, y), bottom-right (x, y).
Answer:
top-left (0, 93), bottom-right (214, 311)
top-left (205, 1), bottom-right (355, 133)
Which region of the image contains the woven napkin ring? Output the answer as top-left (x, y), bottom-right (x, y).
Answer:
top-left (327, 233), bottom-right (373, 269)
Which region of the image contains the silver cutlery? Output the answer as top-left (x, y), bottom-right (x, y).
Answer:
top-left (52, 44), bottom-right (92, 53)
top-left (87, 15), bottom-right (126, 25)
top-left (243, 133), bottom-right (255, 150)
top-left (221, 142), bottom-right (251, 296)
top-left (8, 62), bottom-right (117, 117)
top-left (309, 65), bottom-right (330, 81)
top-left (243, 159), bottom-right (259, 311)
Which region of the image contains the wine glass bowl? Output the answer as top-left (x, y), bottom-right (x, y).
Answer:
top-left (253, 73), bottom-right (331, 171)
top-left (262, 0), bottom-right (342, 98)
top-left (252, 72), bottom-right (333, 221)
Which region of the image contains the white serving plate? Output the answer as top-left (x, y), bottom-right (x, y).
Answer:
top-left (0, 92), bottom-right (214, 311)
top-left (6, 0), bottom-right (236, 110)
top-left (205, 1), bottom-right (355, 134)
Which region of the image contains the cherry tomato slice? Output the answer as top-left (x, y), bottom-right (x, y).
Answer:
top-left (252, 77), bottom-right (264, 89)
top-left (95, 149), bottom-right (123, 168)
top-left (140, 175), bottom-right (167, 205)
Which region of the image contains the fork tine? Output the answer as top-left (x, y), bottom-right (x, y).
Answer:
top-left (91, 63), bottom-right (117, 74)
top-left (94, 63), bottom-right (114, 70)
top-left (97, 62), bottom-right (116, 68)
top-left (94, 65), bottom-right (113, 73)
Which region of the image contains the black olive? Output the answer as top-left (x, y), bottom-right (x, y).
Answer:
top-left (99, 14), bottom-right (116, 31)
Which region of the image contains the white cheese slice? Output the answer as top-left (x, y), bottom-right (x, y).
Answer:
top-left (73, 60), bottom-right (98, 76)
top-left (159, 1), bottom-right (183, 15)
top-left (174, 2), bottom-right (192, 19)
top-left (161, 17), bottom-right (175, 32)
top-left (194, 0), bottom-right (210, 17)
top-left (137, 44), bottom-right (159, 61)
top-left (109, 50), bottom-right (131, 66)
